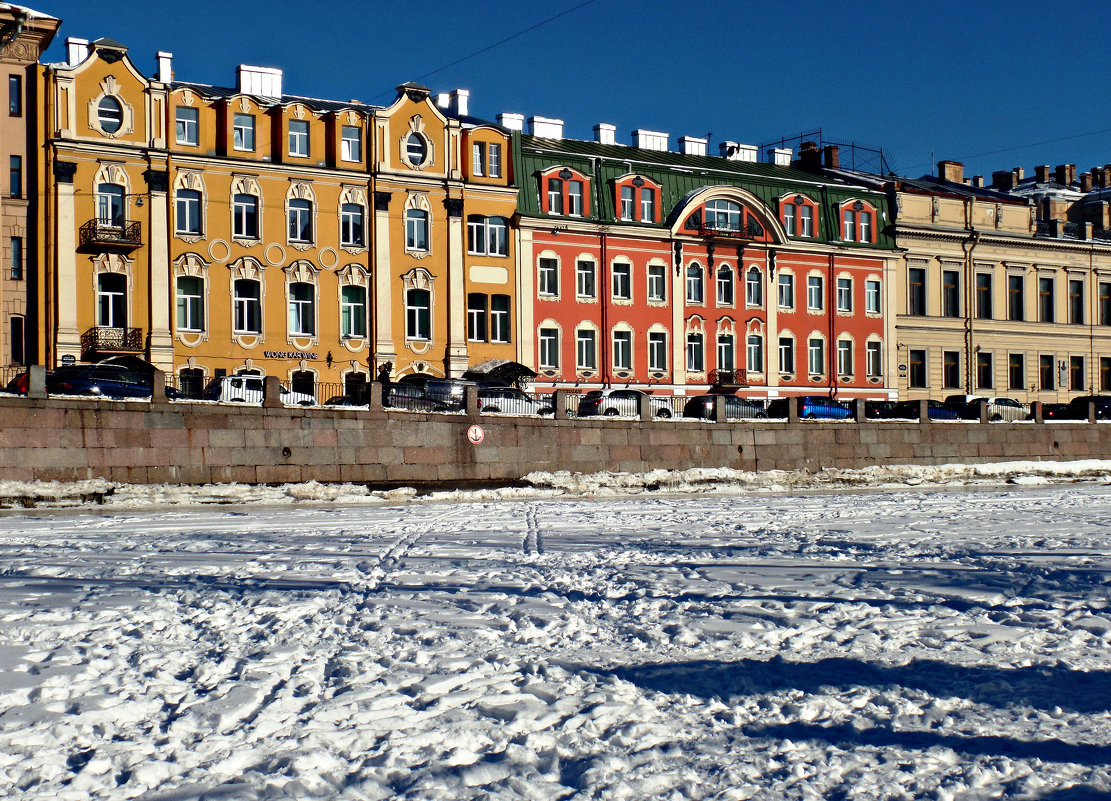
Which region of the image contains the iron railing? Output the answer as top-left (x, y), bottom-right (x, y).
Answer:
top-left (709, 368), bottom-right (748, 388)
top-left (81, 327), bottom-right (144, 356)
top-left (79, 219), bottom-right (142, 249)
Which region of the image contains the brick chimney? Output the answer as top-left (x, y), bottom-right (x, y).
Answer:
top-left (972, 175), bottom-right (984, 188)
top-left (1035, 165), bottom-right (1052, 183)
top-left (1054, 164), bottom-right (1076, 186)
top-left (992, 170), bottom-right (1017, 190)
top-left (798, 141), bottom-right (821, 171)
top-left (938, 160), bottom-right (964, 184)
top-left (823, 145), bottom-right (839, 169)
top-left (1081, 172), bottom-right (1094, 192)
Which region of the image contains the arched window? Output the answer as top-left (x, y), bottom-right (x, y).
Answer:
top-left (291, 369), bottom-right (316, 397)
top-left (178, 367), bottom-right (204, 399)
top-left (745, 267), bottom-right (763, 306)
top-left (686, 264), bottom-right (704, 304)
top-left (716, 266), bottom-right (734, 306)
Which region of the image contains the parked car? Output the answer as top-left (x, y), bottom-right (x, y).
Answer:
top-left (944, 394), bottom-right (1028, 422)
top-left (1034, 402), bottom-right (1072, 421)
top-left (1064, 394), bottom-right (1111, 420)
top-left (576, 388), bottom-right (674, 418)
top-left (397, 375), bottom-right (476, 411)
top-left (204, 375), bottom-right (315, 406)
top-left (865, 400), bottom-right (898, 419)
top-left (891, 399), bottom-right (963, 421)
top-left (21, 363), bottom-right (182, 400)
top-left (383, 382), bottom-right (453, 412)
top-left (766, 396), bottom-right (852, 420)
top-left (478, 386), bottom-right (554, 416)
top-left (683, 393), bottom-right (767, 420)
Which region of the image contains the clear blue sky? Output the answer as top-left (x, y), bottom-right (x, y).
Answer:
top-left (35, 0), bottom-right (1111, 182)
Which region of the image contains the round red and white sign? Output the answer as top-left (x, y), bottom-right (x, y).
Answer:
top-left (466, 424), bottom-right (485, 445)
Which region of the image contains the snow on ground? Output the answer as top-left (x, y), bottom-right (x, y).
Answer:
top-left (0, 466), bottom-right (1110, 799)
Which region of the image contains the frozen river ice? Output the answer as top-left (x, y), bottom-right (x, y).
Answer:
top-left (1, 479), bottom-right (1111, 799)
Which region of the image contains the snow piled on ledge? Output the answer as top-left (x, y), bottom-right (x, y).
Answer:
top-left (0, 459), bottom-right (1109, 510)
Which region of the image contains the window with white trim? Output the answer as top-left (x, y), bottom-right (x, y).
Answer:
top-left (747, 333), bottom-right (764, 373)
top-left (488, 143), bottom-right (502, 177)
top-left (612, 261), bottom-right (632, 300)
top-left (686, 265), bottom-right (704, 303)
top-left (612, 330), bottom-right (632, 371)
top-left (778, 273), bottom-right (794, 309)
top-left (467, 215), bottom-right (508, 256)
top-left (568, 180), bottom-right (584, 215)
top-left (576, 328), bottom-right (596, 370)
top-left (686, 332), bottom-right (704, 372)
top-left (288, 282), bottom-right (315, 336)
top-left (836, 277), bottom-right (853, 312)
top-left (648, 331), bottom-right (667, 372)
top-left (837, 339), bottom-right (853, 376)
top-left (647, 263), bottom-right (666, 302)
top-left (491, 295), bottom-right (510, 343)
top-left (576, 259), bottom-right (596, 299)
top-left (176, 276), bottom-right (204, 332)
top-left (288, 199), bottom-right (313, 243)
top-left (717, 266), bottom-right (735, 306)
top-left (341, 285), bottom-right (367, 338)
top-left (175, 189), bottom-right (202, 235)
top-left (539, 257), bottom-right (559, 296)
top-left (640, 186), bottom-right (655, 221)
top-left (808, 337), bottom-right (825, 375)
top-left (467, 293), bottom-right (487, 341)
top-left (539, 327), bottom-right (559, 369)
top-left (718, 334), bottom-right (735, 371)
top-left (405, 208), bottom-right (428, 251)
top-left (745, 267), bottom-right (762, 306)
top-left (288, 120), bottom-right (309, 157)
top-left (779, 336), bottom-right (794, 374)
top-left (176, 106), bottom-right (198, 146)
top-left (807, 275), bottom-right (824, 310)
top-left (233, 278), bottom-right (261, 334)
top-left (233, 113), bottom-right (254, 151)
top-left (406, 288), bottom-right (431, 340)
top-left (341, 125), bottom-right (362, 162)
top-left (866, 341), bottom-right (881, 378)
top-left (232, 194), bottom-right (259, 239)
top-left (340, 204), bottom-right (364, 247)
top-left (865, 279), bottom-right (881, 313)
top-left (620, 185), bottom-right (634, 220)
top-left (472, 142), bottom-right (486, 176)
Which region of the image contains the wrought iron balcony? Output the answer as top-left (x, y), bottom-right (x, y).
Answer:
top-left (79, 219), bottom-right (142, 250)
top-left (81, 326), bottom-right (145, 357)
top-left (709, 368), bottom-right (748, 388)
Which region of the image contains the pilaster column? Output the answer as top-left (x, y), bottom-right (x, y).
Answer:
top-left (444, 196), bottom-right (467, 377)
top-left (54, 161), bottom-right (81, 364)
top-left (372, 191), bottom-right (396, 366)
top-left (145, 168), bottom-right (174, 372)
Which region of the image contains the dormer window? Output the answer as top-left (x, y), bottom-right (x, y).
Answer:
top-left (615, 175), bottom-right (660, 223)
top-left (705, 199), bottom-right (742, 232)
top-left (782, 194), bottom-right (817, 237)
top-left (97, 96), bottom-right (123, 134)
top-left (541, 167), bottom-right (590, 217)
top-left (620, 185), bottom-right (634, 220)
top-left (841, 200), bottom-right (876, 243)
top-left (568, 180), bottom-right (583, 215)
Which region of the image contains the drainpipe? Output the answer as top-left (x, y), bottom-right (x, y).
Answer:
top-left (828, 252), bottom-right (836, 398)
top-left (588, 157), bottom-right (609, 386)
top-left (1090, 242), bottom-right (1096, 392)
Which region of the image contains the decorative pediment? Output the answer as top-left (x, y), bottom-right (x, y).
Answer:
top-left (401, 267), bottom-right (434, 291)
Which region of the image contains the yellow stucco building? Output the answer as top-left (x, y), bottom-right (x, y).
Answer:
top-left (36, 37), bottom-right (518, 398)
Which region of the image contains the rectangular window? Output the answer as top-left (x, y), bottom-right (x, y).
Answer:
top-left (799, 205), bottom-right (813, 237)
top-left (843, 209), bottom-right (855, 241)
top-left (1008, 274), bottom-right (1025, 321)
top-left (1040, 354), bottom-right (1055, 391)
top-left (568, 180), bottom-right (583, 215)
top-left (718, 334), bottom-right (735, 371)
top-left (340, 285), bottom-right (367, 338)
top-left (341, 125), bottom-right (362, 162)
top-left (1070, 355), bottom-right (1085, 391)
top-left (406, 289), bottom-right (431, 341)
top-left (1100, 282), bottom-right (1111, 326)
top-left (176, 276), bottom-right (204, 332)
top-left (467, 293), bottom-right (487, 342)
top-left (288, 120), bottom-right (309, 157)
top-left (807, 275), bottom-right (824, 311)
top-left (620, 185), bottom-right (634, 220)
top-left (836, 277), bottom-right (852, 312)
top-left (232, 194), bottom-right (259, 239)
top-left (1038, 276), bottom-right (1054, 322)
top-left (746, 334), bottom-right (763, 373)
top-left (233, 279), bottom-right (261, 334)
top-left (778, 273), bottom-right (794, 309)
top-left (612, 262), bottom-right (632, 300)
top-left (909, 349), bottom-right (926, 388)
top-left (744, 269), bottom-right (760, 306)
top-left (779, 337), bottom-right (794, 374)
top-left (490, 295), bottom-right (510, 343)
top-left (233, 113), bottom-right (255, 151)
top-left (687, 266), bottom-right (704, 303)
top-left (10, 236), bottom-right (22, 280)
top-left (547, 178), bottom-right (563, 214)
top-left (8, 74), bottom-right (21, 116)
top-left (175, 106), bottom-right (198, 145)
top-left (808, 338), bottom-right (825, 376)
top-left (837, 340), bottom-right (853, 376)
top-left (472, 142), bottom-right (485, 176)
top-left (640, 187), bottom-right (654, 221)
top-left (538, 328), bottom-right (559, 369)
top-left (783, 203), bottom-right (796, 236)
top-left (975, 273), bottom-right (992, 319)
top-left (942, 269), bottom-right (960, 317)
top-left (859, 211), bottom-right (872, 242)
top-left (647, 263), bottom-right (666, 302)
top-left (576, 329), bottom-right (596, 370)
top-left (575, 259), bottom-right (595, 299)
top-left (976, 351), bottom-right (993, 389)
top-left (1009, 353), bottom-right (1025, 390)
top-left (340, 204), bottom-right (364, 247)
top-left (686, 332), bottom-right (704, 372)
top-left (288, 199), bottom-right (313, 242)
top-left (175, 190), bottom-right (202, 235)
top-left (612, 331), bottom-right (632, 371)
top-left (1069, 279), bottom-right (1084, 324)
top-left (648, 332), bottom-right (667, 372)
top-left (865, 279), bottom-right (881, 314)
top-left (488, 143), bottom-right (501, 177)
top-left (866, 341), bottom-right (881, 378)
top-left (908, 267), bottom-right (926, 315)
top-left (405, 209), bottom-right (428, 251)
top-left (1101, 357), bottom-right (1111, 393)
top-left (943, 350), bottom-right (960, 388)
top-left (288, 283), bottom-right (315, 336)
top-left (9, 155), bottom-right (21, 198)
top-left (538, 257), bottom-right (559, 296)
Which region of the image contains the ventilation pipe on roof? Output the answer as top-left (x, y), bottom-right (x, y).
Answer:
top-left (237, 65), bottom-right (282, 99)
top-left (497, 112), bottom-right (524, 131)
top-left (678, 136), bottom-right (706, 156)
top-left (633, 130), bottom-right (669, 151)
top-left (528, 116), bottom-right (564, 139)
top-left (66, 37), bottom-right (90, 66)
top-left (769, 147), bottom-right (792, 167)
top-left (156, 51), bottom-right (173, 84)
top-left (594, 123), bottom-right (616, 145)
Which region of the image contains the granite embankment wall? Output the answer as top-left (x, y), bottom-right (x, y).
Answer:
top-left (0, 394), bottom-right (1108, 486)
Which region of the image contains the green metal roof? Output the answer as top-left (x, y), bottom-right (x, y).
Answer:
top-left (514, 133), bottom-right (896, 250)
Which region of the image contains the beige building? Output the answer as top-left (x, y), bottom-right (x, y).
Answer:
top-left (0, 4), bottom-right (57, 370)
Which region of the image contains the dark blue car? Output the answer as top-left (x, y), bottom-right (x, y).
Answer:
top-left (767, 396), bottom-right (852, 420)
top-left (46, 364), bottom-right (180, 400)
top-left (892, 399), bottom-right (962, 421)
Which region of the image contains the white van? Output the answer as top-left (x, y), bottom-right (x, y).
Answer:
top-left (204, 375), bottom-right (316, 406)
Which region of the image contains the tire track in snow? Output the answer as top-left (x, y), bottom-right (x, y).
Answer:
top-left (522, 505), bottom-right (544, 557)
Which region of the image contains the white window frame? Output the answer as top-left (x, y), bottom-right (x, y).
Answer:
top-left (539, 327), bottom-right (560, 369)
top-left (612, 261), bottom-right (632, 300)
top-left (837, 339), bottom-right (854, 376)
top-left (778, 273), bottom-right (794, 309)
top-left (176, 106), bottom-right (198, 146)
top-left (340, 203), bottom-right (364, 247)
top-left (808, 337), bottom-right (825, 375)
top-left (836, 277), bottom-right (853, 312)
top-left (175, 189), bottom-right (202, 235)
top-left (745, 267), bottom-right (762, 306)
top-left (647, 263), bottom-right (666, 302)
top-left (686, 332), bottom-right (704, 372)
top-left (288, 198), bottom-right (314, 243)
top-left (490, 295), bottom-right (510, 343)
top-left (717, 266), bottom-right (735, 306)
top-left (288, 282), bottom-right (316, 336)
top-left (233, 113), bottom-right (254, 151)
top-left (405, 208), bottom-right (429, 252)
top-left (807, 276), bottom-right (824, 311)
top-left (612, 330), bottom-right (632, 371)
top-left (648, 331), bottom-right (667, 372)
top-left (866, 340), bottom-right (882, 378)
top-left (341, 285), bottom-right (367, 338)
top-left (472, 142), bottom-right (485, 176)
top-left (233, 278), bottom-right (261, 334)
top-left (783, 203), bottom-right (796, 236)
top-left (865, 279), bottom-right (881, 313)
top-left (538, 257), bottom-right (559, 297)
top-left (686, 265), bottom-right (704, 304)
top-left (488, 143), bottom-right (502, 177)
top-left (718, 333), bottom-right (735, 371)
top-left (176, 276), bottom-right (204, 332)
top-left (341, 125), bottom-right (362, 162)
top-left (778, 336), bottom-right (794, 374)
top-left (640, 186), bottom-right (654, 221)
top-left (406, 288), bottom-right (431, 341)
top-left (620, 185), bottom-right (634, 220)
top-left (232, 193), bottom-right (259, 239)
top-left (568, 180), bottom-right (584, 215)
top-left (576, 259), bottom-right (596, 299)
top-left (288, 120), bottom-right (309, 157)
top-left (799, 204), bottom-right (814, 237)
top-left (576, 328), bottom-right (596, 370)
top-left (746, 333), bottom-right (763, 374)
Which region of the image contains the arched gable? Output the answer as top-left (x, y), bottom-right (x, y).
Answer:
top-left (668, 186), bottom-right (788, 245)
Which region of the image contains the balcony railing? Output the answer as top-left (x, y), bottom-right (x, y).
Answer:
top-left (709, 368), bottom-right (748, 388)
top-left (81, 326), bottom-right (144, 357)
top-left (79, 219), bottom-right (142, 250)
